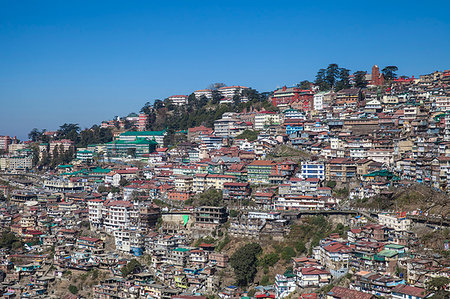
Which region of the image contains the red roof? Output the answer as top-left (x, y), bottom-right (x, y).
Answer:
top-left (392, 285), bottom-right (428, 298)
top-left (328, 286), bottom-right (374, 299)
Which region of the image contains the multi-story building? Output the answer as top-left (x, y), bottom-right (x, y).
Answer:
top-left (271, 86), bottom-right (314, 112)
top-left (194, 89), bottom-right (212, 99)
top-left (0, 136), bottom-right (12, 152)
top-left (378, 213), bottom-right (411, 232)
top-left (118, 130), bottom-right (166, 146)
top-left (218, 86), bottom-right (249, 100)
top-left (106, 139), bottom-right (157, 157)
top-left (194, 206), bottom-right (228, 228)
top-left (168, 95), bottom-right (188, 106)
top-left (254, 111), bottom-right (281, 130)
top-left (326, 158), bottom-right (357, 183)
top-left (222, 182), bottom-right (251, 201)
top-left (138, 113), bottom-right (149, 131)
top-left (247, 160), bottom-right (275, 184)
top-left (300, 161), bottom-right (325, 180)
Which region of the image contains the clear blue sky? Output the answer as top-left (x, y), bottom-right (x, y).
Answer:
top-left (1, 0), bottom-right (449, 140)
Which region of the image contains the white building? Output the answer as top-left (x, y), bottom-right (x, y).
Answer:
top-left (254, 111), bottom-right (281, 130)
top-left (378, 213), bottom-right (411, 232)
top-left (218, 86), bottom-right (249, 101)
top-left (313, 91), bottom-right (326, 111)
top-left (194, 89), bottom-right (212, 99)
top-left (168, 95), bottom-right (188, 106)
top-left (300, 161), bottom-right (325, 180)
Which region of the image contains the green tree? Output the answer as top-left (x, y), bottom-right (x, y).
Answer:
top-left (325, 63), bottom-right (340, 89)
top-left (335, 68), bottom-right (350, 91)
top-left (426, 276), bottom-right (450, 299)
top-left (259, 252), bottom-right (279, 267)
top-left (315, 68), bottom-right (330, 91)
top-left (230, 243), bottom-right (262, 286)
top-left (236, 130), bottom-right (259, 141)
top-left (295, 240), bottom-right (306, 254)
top-left (354, 71), bottom-right (367, 88)
top-left (281, 246), bottom-right (296, 261)
top-left (121, 259), bottom-right (141, 277)
top-left (68, 285), bottom-right (78, 294)
top-left (382, 66), bottom-right (398, 81)
top-left (298, 80), bottom-right (312, 90)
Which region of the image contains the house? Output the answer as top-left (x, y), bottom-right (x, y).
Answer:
top-left (327, 286), bottom-right (374, 299)
top-left (391, 285), bottom-right (429, 299)
top-left (296, 267), bottom-right (331, 288)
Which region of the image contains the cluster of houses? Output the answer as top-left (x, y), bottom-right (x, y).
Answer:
top-left (0, 67), bottom-right (449, 297)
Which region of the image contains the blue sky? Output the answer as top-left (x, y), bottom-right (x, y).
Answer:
top-left (1, 0), bottom-right (449, 140)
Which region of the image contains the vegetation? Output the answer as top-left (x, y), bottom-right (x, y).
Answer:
top-left (216, 233), bottom-right (231, 252)
top-left (0, 231), bottom-right (23, 250)
top-left (426, 276), bottom-right (450, 299)
top-left (187, 188), bottom-right (223, 206)
top-left (382, 65), bottom-right (398, 81)
top-left (236, 130), bottom-right (259, 141)
top-left (121, 259), bottom-right (141, 277)
top-left (230, 242), bottom-right (262, 287)
top-left (68, 285), bottom-right (78, 294)
top-left (259, 252), bottom-right (279, 268)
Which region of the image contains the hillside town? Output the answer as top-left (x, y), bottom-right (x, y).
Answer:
top-left (0, 65), bottom-right (449, 299)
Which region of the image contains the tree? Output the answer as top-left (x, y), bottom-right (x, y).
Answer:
top-left (68, 285), bottom-right (78, 294)
top-left (196, 188), bottom-right (223, 206)
top-left (426, 276), bottom-right (450, 299)
top-left (140, 101), bottom-right (152, 114)
top-left (121, 259), bottom-right (141, 277)
top-left (335, 68), bottom-right (350, 91)
top-left (315, 68), bottom-right (330, 91)
top-left (281, 246), bottom-right (296, 261)
top-left (298, 80), bottom-right (311, 90)
top-left (208, 83), bottom-right (227, 90)
top-left (354, 71), bottom-right (367, 88)
top-left (236, 130), bottom-right (259, 141)
top-left (325, 63), bottom-right (340, 89)
top-left (382, 66), bottom-right (398, 81)
top-left (28, 128), bottom-right (43, 142)
top-left (153, 99), bottom-right (164, 110)
top-left (230, 243), bottom-right (262, 286)
top-left (259, 252), bottom-right (279, 267)
top-left (58, 123), bottom-right (80, 139)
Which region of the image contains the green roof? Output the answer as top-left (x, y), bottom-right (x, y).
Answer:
top-left (173, 248), bottom-right (190, 252)
top-left (385, 244), bottom-right (404, 249)
top-left (107, 138), bottom-right (158, 145)
top-left (77, 150), bottom-right (93, 154)
top-left (377, 249), bottom-right (398, 258)
top-left (120, 130), bottom-right (165, 137)
top-left (57, 165), bottom-right (73, 168)
top-left (90, 167), bottom-right (111, 173)
top-left (363, 169), bottom-right (393, 178)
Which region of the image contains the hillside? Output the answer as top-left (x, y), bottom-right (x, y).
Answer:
top-left (351, 183), bottom-right (450, 217)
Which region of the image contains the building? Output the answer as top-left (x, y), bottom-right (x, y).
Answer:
top-left (118, 130), bottom-right (166, 146)
top-left (77, 150), bottom-right (94, 162)
top-left (222, 182), bottom-right (251, 201)
top-left (247, 160), bottom-right (275, 184)
top-left (194, 206), bottom-right (228, 228)
top-left (169, 95), bottom-right (188, 106)
top-left (218, 86), bottom-right (249, 100)
top-left (327, 286), bottom-right (374, 299)
top-left (254, 111), bottom-right (281, 130)
top-left (271, 86), bottom-right (314, 112)
top-left (391, 285), bottom-right (429, 299)
top-left (378, 213), bottom-right (411, 232)
top-left (370, 65), bottom-right (384, 86)
top-left (138, 113), bottom-right (149, 131)
top-left (0, 136), bottom-right (12, 152)
top-left (300, 161), bottom-right (325, 180)
top-left (106, 139), bottom-right (158, 158)
top-left (194, 89), bottom-right (212, 99)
